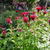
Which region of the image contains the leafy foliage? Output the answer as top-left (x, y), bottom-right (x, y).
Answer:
top-left (0, 4), bottom-right (50, 50)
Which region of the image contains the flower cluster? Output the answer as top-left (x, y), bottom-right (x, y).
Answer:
top-left (0, 5), bottom-right (49, 36)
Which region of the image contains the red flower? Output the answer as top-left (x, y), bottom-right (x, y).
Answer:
top-left (48, 20), bottom-right (50, 23)
top-left (30, 15), bottom-right (37, 20)
top-left (43, 11), bottom-right (48, 14)
top-left (6, 18), bottom-right (12, 24)
top-left (41, 6), bottom-right (47, 10)
top-left (15, 16), bottom-right (20, 20)
top-left (0, 25), bottom-right (5, 28)
top-left (23, 17), bottom-right (29, 23)
top-left (2, 30), bottom-right (7, 35)
top-left (48, 20), bottom-right (50, 25)
top-left (32, 12), bottom-right (36, 14)
top-left (16, 10), bottom-right (20, 12)
top-left (21, 12), bottom-right (29, 16)
top-left (36, 6), bottom-right (41, 12)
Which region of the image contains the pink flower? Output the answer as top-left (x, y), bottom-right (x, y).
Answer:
top-left (41, 6), bottom-right (47, 10)
top-left (43, 11), bottom-right (48, 14)
top-left (23, 17), bottom-right (29, 23)
top-left (16, 10), bottom-right (20, 12)
top-left (21, 12), bottom-right (29, 16)
top-left (30, 15), bottom-right (37, 20)
top-left (15, 17), bottom-right (20, 20)
top-left (2, 30), bottom-right (7, 35)
top-left (6, 18), bottom-right (12, 24)
top-left (48, 20), bottom-right (50, 25)
top-left (48, 20), bottom-right (50, 23)
top-left (36, 6), bottom-right (42, 12)
top-left (32, 12), bottom-right (36, 14)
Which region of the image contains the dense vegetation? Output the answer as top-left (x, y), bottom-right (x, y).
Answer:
top-left (0, 0), bottom-right (50, 50)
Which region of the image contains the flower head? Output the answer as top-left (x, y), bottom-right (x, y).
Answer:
top-left (36, 6), bottom-right (41, 12)
top-left (16, 10), bottom-right (20, 12)
top-left (30, 15), bottom-right (37, 20)
top-left (32, 12), bottom-right (36, 14)
top-left (48, 20), bottom-right (50, 23)
top-left (41, 6), bottom-right (47, 10)
top-left (23, 17), bottom-right (29, 23)
top-left (21, 12), bottom-right (29, 16)
top-left (6, 18), bottom-right (12, 24)
top-left (43, 10), bottom-right (48, 14)
top-left (48, 20), bottom-right (50, 25)
top-left (2, 30), bottom-right (7, 35)
top-left (15, 16), bottom-right (20, 20)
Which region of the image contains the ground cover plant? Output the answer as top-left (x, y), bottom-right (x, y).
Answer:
top-left (0, 6), bottom-right (50, 50)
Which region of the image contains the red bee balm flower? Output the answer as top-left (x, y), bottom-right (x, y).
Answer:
top-left (48, 20), bottom-right (50, 23)
top-left (36, 6), bottom-right (41, 12)
top-left (21, 12), bottom-right (29, 16)
top-left (6, 18), bottom-right (12, 24)
top-left (16, 10), bottom-right (20, 12)
top-left (30, 15), bottom-right (37, 21)
top-left (23, 17), bottom-right (29, 23)
top-left (15, 17), bottom-right (19, 20)
top-left (32, 12), bottom-right (36, 14)
top-left (48, 20), bottom-right (50, 25)
top-left (41, 6), bottom-right (47, 10)
top-left (43, 11), bottom-right (48, 14)
top-left (2, 30), bottom-right (7, 35)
